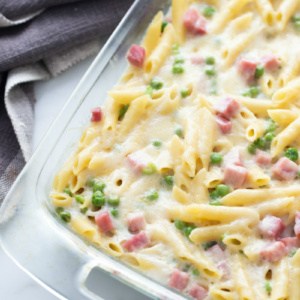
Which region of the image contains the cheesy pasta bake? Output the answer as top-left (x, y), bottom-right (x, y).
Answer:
top-left (50, 0), bottom-right (300, 299)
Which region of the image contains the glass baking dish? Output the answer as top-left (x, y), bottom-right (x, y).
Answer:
top-left (0, 0), bottom-right (189, 299)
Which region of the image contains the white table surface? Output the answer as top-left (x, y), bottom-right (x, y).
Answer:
top-left (0, 55), bottom-right (150, 300)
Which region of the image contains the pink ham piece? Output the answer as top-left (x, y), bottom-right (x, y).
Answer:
top-left (126, 44), bottom-right (146, 68)
top-left (271, 157), bottom-right (298, 181)
top-left (215, 97), bottom-right (240, 120)
top-left (215, 116), bottom-right (232, 134)
top-left (189, 284), bottom-right (208, 300)
top-left (126, 151), bottom-right (151, 173)
top-left (258, 215), bottom-right (286, 239)
top-left (183, 9), bottom-right (207, 35)
top-left (90, 107), bottom-right (102, 122)
top-left (123, 231), bottom-right (150, 252)
top-left (224, 165), bottom-right (247, 188)
top-left (217, 261), bottom-right (230, 281)
top-left (168, 269), bottom-right (189, 291)
top-left (95, 210), bottom-right (114, 233)
top-left (260, 241), bottom-right (287, 263)
top-left (294, 211), bottom-right (300, 239)
top-left (127, 212), bottom-right (145, 232)
top-left (255, 150), bottom-right (271, 166)
top-left (280, 237), bottom-right (300, 252)
top-left (191, 56), bottom-right (204, 64)
top-left (261, 53), bottom-right (280, 71)
top-left (238, 57), bottom-right (257, 83)
top-left (223, 148), bottom-right (243, 167)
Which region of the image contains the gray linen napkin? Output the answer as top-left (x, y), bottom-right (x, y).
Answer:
top-left (0, 0), bottom-right (134, 204)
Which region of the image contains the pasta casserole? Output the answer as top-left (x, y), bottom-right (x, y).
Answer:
top-left (50, 0), bottom-right (300, 299)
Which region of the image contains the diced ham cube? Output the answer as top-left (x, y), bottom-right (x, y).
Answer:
top-left (215, 116), bottom-right (232, 134)
top-left (238, 57), bottom-right (258, 83)
top-left (224, 165), bottom-right (247, 188)
top-left (168, 269), bottom-right (189, 291)
top-left (189, 284), bottom-right (208, 300)
top-left (123, 231), bottom-right (150, 252)
top-left (271, 157), bottom-right (298, 181)
top-left (255, 150), bottom-right (271, 166)
top-left (126, 44), bottom-right (146, 68)
top-left (215, 97), bottom-right (240, 120)
top-left (191, 56), bottom-right (204, 64)
top-left (126, 151), bottom-right (150, 172)
top-left (223, 148), bottom-right (243, 167)
top-left (127, 212), bottom-right (145, 232)
top-left (91, 107), bottom-right (102, 122)
top-left (217, 261), bottom-right (230, 281)
top-left (260, 241), bottom-right (287, 263)
top-left (280, 237), bottom-right (300, 252)
top-left (183, 9), bottom-right (207, 35)
top-left (95, 210), bottom-right (114, 233)
top-left (258, 215), bottom-right (286, 239)
top-left (261, 53), bottom-right (280, 71)
top-left (294, 211), bottom-right (300, 239)
top-left (165, 16), bottom-right (172, 23)
top-left (206, 244), bottom-right (226, 263)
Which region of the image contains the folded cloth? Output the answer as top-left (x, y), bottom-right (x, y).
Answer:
top-left (0, 0), bottom-right (134, 204)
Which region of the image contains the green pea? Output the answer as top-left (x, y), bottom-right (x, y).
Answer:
top-left (86, 177), bottom-right (97, 188)
top-left (249, 86), bottom-right (259, 98)
top-left (142, 162), bottom-right (157, 175)
top-left (108, 195), bottom-right (120, 206)
top-left (209, 190), bottom-right (220, 200)
top-left (254, 137), bottom-right (266, 150)
top-left (161, 20), bottom-right (168, 32)
top-left (181, 88), bottom-right (189, 98)
top-left (209, 89), bottom-right (218, 95)
top-left (146, 190), bottom-right (159, 201)
top-left (210, 152), bottom-right (223, 164)
top-left (184, 225), bottom-right (196, 237)
top-left (152, 139), bottom-right (162, 147)
top-left (285, 147), bottom-right (299, 162)
top-left (175, 57), bottom-right (185, 64)
top-left (80, 207), bottom-right (88, 214)
top-left (203, 6), bottom-right (216, 18)
top-left (173, 63), bottom-right (184, 74)
top-left (298, 171), bottom-right (300, 178)
top-left (265, 132), bottom-right (275, 142)
top-left (59, 211), bottom-right (71, 223)
top-left (295, 21), bottom-right (300, 32)
top-left (292, 15), bottom-right (300, 22)
top-left (56, 207), bottom-right (64, 214)
top-left (63, 187), bottom-right (72, 196)
top-left (175, 127), bottom-right (184, 137)
top-left (216, 184), bottom-right (230, 197)
top-left (203, 241), bottom-right (217, 250)
top-left (93, 181), bottom-right (106, 193)
top-left (205, 56), bottom-right (215, 65)
top-left (209, 199), bottom-right (222, 206)
top-left (111, 208), bottom-right (119, 218)
top-left (75, 195), bottom-right (85, 205)
top-left (164, 175), bottom-right (174, 186)
top-left (265, 281), bottom-right (272, 293)
top-left (205, 67), bottom-right (216, 76)
top-left (174, 220), bottom-right (186, 230)
top-left (92, 191), bottom-right (105, 206)
top-left (248, 144), bottom-right (257, 154)
top-left (145, 86), bottom-right (153, 97)
top-left (266, 120), bottom-right (277, 132)
top-left (255, 65), bottom-right (264, 78)
top-left (150, 79), bottom-right (164, 90)
top-left (192, 269), bottom-right (200, 277)
top-left (118, 104), bottom-right (129, 120)
top-left (220, 234), bottom-right (226, 241)
top-left (172, 43), bottom-right (180, 54)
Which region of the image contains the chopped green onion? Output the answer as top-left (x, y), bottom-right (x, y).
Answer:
top-left (209, 190), bottom-right (220, 200)
top-left (161, 20), bottom-right (168, 32)
top-left (175, 127), bottom-right (184, 137)
top-left (184, 225), bottom-right (196, 237)
top-left (182, 264), bottom-right (191, 272)
top-left (265, 281), bottom-right (272, 293)
top-left (285, 147), bottom-right (299, 162)
top-left (216, 184), bottom-right (230, 197)
top-left (203, 241), bottom-right (217, 250)
top-left (145, 86), bottom-right (153, 96)
top-left (86, 177), bottom-right (97, 188)
top-left (248, 144), bottom-right (257, 154)
top-left (59, 211), bottom-right (71, 223)
top-left (239, 250), bottom-right (245, 255)
top-left (174, 220), bottom-right (186, 230)
top-left (295, 21), bottom-right (300, 32)
top-left (111, 208), bottom-right (119, 218)
top-left (265, 132), bottom-right (275, 142)
top-left (291, 249), bottom-right (298, 257)
top-left (181, 88), bottom-right (189, 98)
top-left (205, 67), bottom-right (216, 76)
top-left (173, 63), bottom-right (184, 74)
top-left (209, 199), bottom-right (222, 206)
top-left (172, 43), bottom-right (180, 54)
top-left (146, 189), bottom-right (159, 201)
top-left (108, 195), bottom-right (120, 206)
top-left (205, 56), bottom-right (215, 65)
top-left (75, 195), bottom-right (85, 205)
top-left (152, 139), bottom-right (162, 147)
top-left (164, 175), bottom-right (174, 186)
top-left (192, 269), bottom-right (200, 277)
top-left (175, 57), bottom-right (185, 64)
top-left (92, 191), bottom-right (105, 206)
top-left (210, 152), bottom-right (223, 164)
top-left (93, 181), bottom-right (106, 193)
top-left (63, 187), bottom-right (72, 196)
top-left (150, 78), bottom-right (164, 90)
top-left (292, 15), bottom-right (300, 22)
top-left (298, 171), bottom-right (300, 178)
top-left (254, 137), bottom-right (266, 150)
top-left (209, 89), bottom-right (217, 95)
top-left (56, 207), bottom-right (64, 214)
top-left (119, 104), bottom-right (129, 120)
top-left (142, 162), bottom-right (157, 175)
top-left (220, 234), bottom-right (226, 241)
top-left (203, 6), bottom-right (216, 18)
top-left (80, 207), bottom-right (88, 214)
